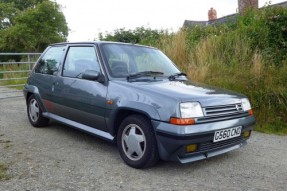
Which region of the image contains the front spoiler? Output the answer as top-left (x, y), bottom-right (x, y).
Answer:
top-left (152, 115), bottom-right (255, 163)
top-left (178, 141), bottom-right (246, 164)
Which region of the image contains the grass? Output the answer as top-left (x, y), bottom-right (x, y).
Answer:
top-left (0, 57), bottom-right (36, 89)
top-left (0, 163), bottom-right (9, 180)
top-left (0, 64), bottom-right (30, 85)
top-left (0, 140), bottom-right (11, 143)
top-left (0, 139), bottom-right (13, 149)
top-left (158, 28), bottom-right (287, 135)
top-left (152, 7), bottom-right (287, 135)
top-left (0, 135), bottom-right (11, 180)
top-left (4, 144), bottom-right (13, 149)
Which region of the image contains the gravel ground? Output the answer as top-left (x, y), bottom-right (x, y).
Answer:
top-left (0, 97), bottom-right (287, 191)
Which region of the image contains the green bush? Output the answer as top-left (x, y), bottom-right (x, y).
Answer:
top-left (98, 27), bottom-right (167, 47)
top-left (235, 6), bottom-right (287, 66)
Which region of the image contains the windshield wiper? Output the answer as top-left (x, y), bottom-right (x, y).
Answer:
top-left (127, 71), bottom-right (164, 81)
top-left (168, 72), bottom-right (187, 81)
top-left (75, 72), bottom-right (83, 78)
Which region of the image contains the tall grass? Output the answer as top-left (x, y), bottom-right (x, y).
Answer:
top-left (0, 55), bottom-right (37, 89)
top-left (0, 64), bottom-right (30, 89)
top-left (159, 25), bottom-right (287, 135)
top-left (100, 6), bottom-right (287, 134)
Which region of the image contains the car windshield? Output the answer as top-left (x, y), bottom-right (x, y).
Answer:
top-left (101, 44), bottom-right (180, 78)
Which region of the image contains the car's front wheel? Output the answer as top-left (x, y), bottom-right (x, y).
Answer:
top-left (117, 115), bottom-right (159, 168)
top-left (27, 95), bottom-right (49, 127)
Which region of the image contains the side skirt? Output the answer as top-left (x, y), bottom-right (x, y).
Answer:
top-left (43, 112), bottom-right (114, 142)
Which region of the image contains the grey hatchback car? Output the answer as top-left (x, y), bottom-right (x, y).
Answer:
top-left (24, 42), bottom-right (256, 168)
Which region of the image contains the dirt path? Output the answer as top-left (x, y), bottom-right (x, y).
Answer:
top-left (0, 98), bottom-right (287, 191)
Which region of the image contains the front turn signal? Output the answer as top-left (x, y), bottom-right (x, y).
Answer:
top-left (170, 118), bottom-right (195, 125)
top-left (248, 109), bottom-right (253, 116)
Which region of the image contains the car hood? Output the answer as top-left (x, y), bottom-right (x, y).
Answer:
top-left (111, 80), bottom-right (246, 107)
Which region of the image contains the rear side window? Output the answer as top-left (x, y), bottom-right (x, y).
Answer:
top-left (35, 46), bottom-right (65, 75)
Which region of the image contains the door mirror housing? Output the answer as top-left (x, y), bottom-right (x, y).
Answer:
top-left (82, 70), bottom-right (104, 82)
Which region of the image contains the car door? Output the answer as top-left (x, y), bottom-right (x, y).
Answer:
top-left (52, 45), bottom-right (108, 131)
top-left (32, 45), bottom-right (66, 112)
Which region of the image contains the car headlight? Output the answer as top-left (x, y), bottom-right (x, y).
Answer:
top-left (241, 98), bottom-right (251, 111)
top-left (180, 102), bottom-right (204, 118)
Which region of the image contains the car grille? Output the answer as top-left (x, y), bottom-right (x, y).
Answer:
top-left (196, 103), bottom-right (248, 123)
top-left (204, 103), bottom-right (243, 116)
top-left (198, 135), bottom-right (244, 152)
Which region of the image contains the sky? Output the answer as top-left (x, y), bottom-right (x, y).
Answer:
top-left (54, 0), bottom-right (286, 42)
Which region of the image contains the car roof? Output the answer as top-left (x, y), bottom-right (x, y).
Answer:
top-left (51, 41), bottom-right (155, 49)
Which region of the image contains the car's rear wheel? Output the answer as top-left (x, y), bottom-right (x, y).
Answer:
top-left (117, 115), bottom-right (159, 168)
top-left (27, 95), bottom-right (49, 127)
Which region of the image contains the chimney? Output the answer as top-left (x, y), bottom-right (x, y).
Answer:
top-left (208, 7), bottom-right (217, 21)
top-left (238, 0), bottom-right (258, 14)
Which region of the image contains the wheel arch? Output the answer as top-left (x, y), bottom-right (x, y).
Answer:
top-left (26, 92), bottom-right (33, 102)
top-left (110, 107), bottom-right (157, 138)
top-left (24, 85), bottom-right (47, 112)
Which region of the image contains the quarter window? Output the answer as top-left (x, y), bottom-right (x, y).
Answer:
top-left (62, 47), bottom-right (100, 78)
top-left (35, 46), bottom-right (65, 75)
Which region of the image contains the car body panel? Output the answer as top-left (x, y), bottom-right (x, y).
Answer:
top-left (106, 80), bottom-right (245, 122)
top-left (52, 77), bottom-right (108, 131)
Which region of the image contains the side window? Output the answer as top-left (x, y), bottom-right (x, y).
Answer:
top-left (62, 46), bottom-right (100, 78)
top-left (35, 46), bottom-right (65, 75)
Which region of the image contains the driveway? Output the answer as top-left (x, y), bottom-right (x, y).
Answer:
top-left (0, 98), bottom-right (286, 191)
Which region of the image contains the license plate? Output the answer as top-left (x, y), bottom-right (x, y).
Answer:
top-left (213, 126), bottom-right (242, 142)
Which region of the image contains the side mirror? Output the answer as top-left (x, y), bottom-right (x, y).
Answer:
top-left (82, 70), bottom-right (104, 82)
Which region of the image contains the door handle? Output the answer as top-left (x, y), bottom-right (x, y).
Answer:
top-left (52, 82), bottom-right (58, 92)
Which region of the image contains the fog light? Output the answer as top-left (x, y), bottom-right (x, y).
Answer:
top-left (243, 131), bottom-right (251, 138)
top-left (186, 144), bottom-right (198, 153)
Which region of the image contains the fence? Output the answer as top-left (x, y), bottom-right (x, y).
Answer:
top-left (0, 53), bottom-right (41, 99)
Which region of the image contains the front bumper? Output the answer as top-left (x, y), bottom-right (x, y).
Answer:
top-left (152, 115), bottom-right (255, 163)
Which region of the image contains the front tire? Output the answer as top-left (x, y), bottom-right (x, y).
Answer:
top-left (117, 115), bottom-right (159, 168)
top-left (27, 95), bottom-right (49, 127)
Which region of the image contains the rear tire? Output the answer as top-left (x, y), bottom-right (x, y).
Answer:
top-left (27, 95), bottom-right (49, 127)
top-left (117, 115), bottom-right (159, 168)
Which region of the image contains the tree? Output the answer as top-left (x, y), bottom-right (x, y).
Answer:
top-left (0, 2), bottom-right (17, 29)
top-left (1, 0), bottom-right (45, 11)
top-left (0, 0), bottom-right (68, 54)
top-left (0, 0), bottom-right (46, 30)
